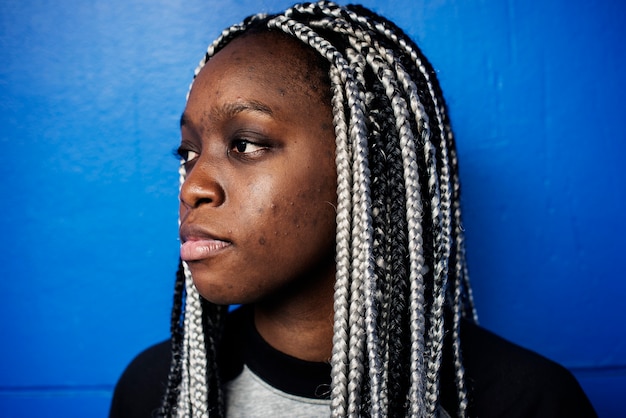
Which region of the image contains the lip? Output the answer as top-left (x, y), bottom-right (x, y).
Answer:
top-left (179, 224), bottom-right (232, 262)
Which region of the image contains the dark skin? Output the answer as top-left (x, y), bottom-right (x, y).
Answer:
top-left (178, 32), bottom-right (337, 362)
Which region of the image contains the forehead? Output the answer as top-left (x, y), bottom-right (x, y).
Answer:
top-left (216, 33), bottom-right (296, 67)
top-left (185, 31), bottom-right (331, 124)
top-left (183, 31), bottom-right (333, 137)
top-left (206, 33), bottom-right (326, 92)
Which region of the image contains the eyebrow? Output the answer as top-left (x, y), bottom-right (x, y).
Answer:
top-left (180, 100), bottom-right (274, 128)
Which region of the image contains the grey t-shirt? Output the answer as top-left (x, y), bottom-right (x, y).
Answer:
top-left (224, 365), bottom-right (453, 418)
top-left (225, 365), bottom-right (330, 417)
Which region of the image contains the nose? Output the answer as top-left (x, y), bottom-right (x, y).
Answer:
top-left (179, 161), bottom-right (225, 209)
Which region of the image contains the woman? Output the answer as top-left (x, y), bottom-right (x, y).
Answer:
top-left (110, 2), bottom-right (596, 416)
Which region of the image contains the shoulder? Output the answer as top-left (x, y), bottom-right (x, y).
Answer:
top-left (109, 340), bottom-right (171, 418)
top-left (108, 307), bottom-right (249, 418)
top-left (461, 321), bottom-right (597, 417)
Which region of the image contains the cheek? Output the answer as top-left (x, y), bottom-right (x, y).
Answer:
top-left (278, 174), bottom-right (336, 242)
top-left (248, 177), bottom-right (336, 254)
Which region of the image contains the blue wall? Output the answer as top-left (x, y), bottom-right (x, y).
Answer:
top-left (1, 0), bottom-right (624, 416)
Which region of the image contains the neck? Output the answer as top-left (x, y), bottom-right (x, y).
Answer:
top-left (253, 270), bottom-right (335, 362)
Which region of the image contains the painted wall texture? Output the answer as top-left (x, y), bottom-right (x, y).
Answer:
top-left (1, 0), bottom-right (624, 416)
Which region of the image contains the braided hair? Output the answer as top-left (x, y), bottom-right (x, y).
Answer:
top-left (160, 2), bottom-right (478, 417)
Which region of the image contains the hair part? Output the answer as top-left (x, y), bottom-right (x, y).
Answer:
top-left (162, 2), bottom-right (477, 417)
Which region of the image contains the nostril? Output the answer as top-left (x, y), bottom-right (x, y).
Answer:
top-left (195, 196), bottom-right (214, 207)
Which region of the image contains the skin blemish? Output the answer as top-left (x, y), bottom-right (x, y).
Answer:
top-left (259, 237), bottom-right (266, 245)
top-left (292, 216), bottom-right (302, 228)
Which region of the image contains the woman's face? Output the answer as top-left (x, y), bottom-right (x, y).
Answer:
top-left (178, 32), bottom-right (337, 306)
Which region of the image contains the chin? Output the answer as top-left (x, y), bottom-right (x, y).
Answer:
top-left (193, 281), bottom-right (257, 306)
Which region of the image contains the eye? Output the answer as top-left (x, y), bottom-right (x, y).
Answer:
top-left (175, 145), bottom-right (200, 165)
top-left (183, 150), bottom-right (199, 162)
top-left (229, 139), bottom-right (267, 156)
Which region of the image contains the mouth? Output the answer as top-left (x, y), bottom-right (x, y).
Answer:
top-left (179, 224), bottom-right (232, 262)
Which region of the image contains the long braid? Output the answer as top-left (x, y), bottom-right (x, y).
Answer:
top-left (163, 2), bottom-right (477, 416)
top-left (345, 48), bottom-right (369, 417)
top-left (179, 262), bottom-right (209, 418)
top-left (367, 81), bottom-right (411, 416)
top-left (377, 89), bottom-right (412, 416)
top-left (200, 299), bottom-right (227, 417)
top-left (158, 261), bottom-right (186, 417)
top-left (328, 63), bottom-right (353, 418)
top-left (448, 133), bottom-right (478, 323)
top-left (367, 108), bottom-right (391, 414)
top-left (346, 47), bottom-right (382, 417)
